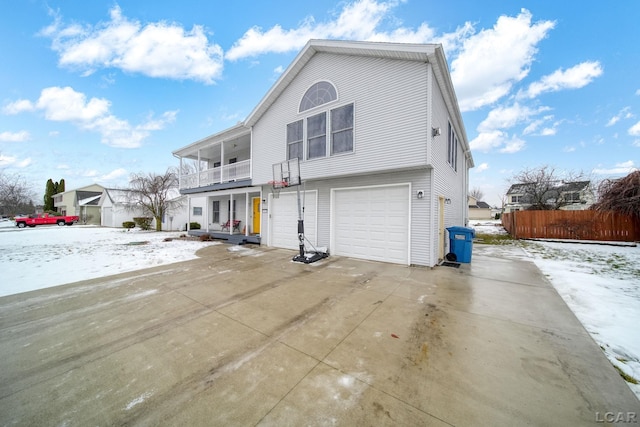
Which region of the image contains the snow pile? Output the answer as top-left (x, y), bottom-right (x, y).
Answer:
top-left (0, 223), bottom-right (218, 297)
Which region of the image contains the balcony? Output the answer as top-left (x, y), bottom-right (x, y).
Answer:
top-left (180, 159), bottom-right (251, 190)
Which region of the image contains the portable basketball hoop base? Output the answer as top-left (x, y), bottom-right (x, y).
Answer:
top-left (272, 158), bottom-right (328, 264)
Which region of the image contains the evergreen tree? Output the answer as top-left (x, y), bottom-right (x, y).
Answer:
top-left (58, 178), bottom-right (65, 193)
top-left (44, 179), bottom-right (55, 212)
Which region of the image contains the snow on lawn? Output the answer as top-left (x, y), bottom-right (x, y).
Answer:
top-left (470, 219), bottom-right (640, 399)
top-left (0, 221), bottom-right (219, 297)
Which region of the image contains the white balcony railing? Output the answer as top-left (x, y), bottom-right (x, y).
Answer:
top-left (180, 159), bottom-right (251, 190)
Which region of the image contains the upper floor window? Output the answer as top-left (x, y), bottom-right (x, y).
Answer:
top-left (331, 104), bottom-right (354, 154)
top-left (287, 120), bottom-right (303, 160)
top-left (307, 112), bottom-right (327, 159)
top-left (447, 121), bottom-right (458, 171)
top-left (299, 81), bottom-right (337, 112)
top-left (511, 195), bottom-right (522, 203)
top-left (564, 192), bottom-right (581, 202)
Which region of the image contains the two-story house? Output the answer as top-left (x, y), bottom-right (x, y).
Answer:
top-left (53, 184), bottom-right (105, 225)
top-left (173, 40), bottom-right (473, 266)
top-left (504, 181), bottom-right (594, 213)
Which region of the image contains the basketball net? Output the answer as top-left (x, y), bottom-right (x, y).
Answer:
top-left (268, 180), bottom-right (289, 199)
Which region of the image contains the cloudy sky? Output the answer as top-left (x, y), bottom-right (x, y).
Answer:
top-left (1, 0), bottom-right (638, 206)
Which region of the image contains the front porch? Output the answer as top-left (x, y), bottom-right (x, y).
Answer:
top-left (186, 185), bottom-right (263, 246)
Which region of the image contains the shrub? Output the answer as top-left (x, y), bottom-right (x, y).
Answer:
top-left (122, 221), bottom-right (136, 229)
top-left (133, 217), bottom-right (153, 230)
top-left (190, 222), bottom-right (201, 230)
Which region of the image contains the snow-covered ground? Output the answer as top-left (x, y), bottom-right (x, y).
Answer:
top-left (0, 221), bottom-right (218, 297)
top-left (2, 219), bottom-right (638, 398)
top-left (471, 220), bottom-right (640, 399)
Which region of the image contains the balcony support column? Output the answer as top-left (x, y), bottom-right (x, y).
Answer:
top-left (197, 150), bottom-right (201, 187)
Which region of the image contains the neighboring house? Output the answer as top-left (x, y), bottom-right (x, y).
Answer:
top-left (53, 184), bottom-right (105, 225)
top-left (468, 195), bottom-right (492, 220)
top-left (100, 188), bottom-right (188, 231)
top-left (172, 40), bottom-right (473, 266)
top-left (557, 181), bottom-right (595, 211)
top-left (504, 181), bottom-right (594, 213)
top-left (99, 189), bottom-right (145, 228)
top-left (161, 193), bottom-right (189, 231)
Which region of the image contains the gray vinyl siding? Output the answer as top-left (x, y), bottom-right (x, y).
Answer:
top-left (252, 53), bottom-right (430, 184)
top-left (262, 168), bottom-right (434, 266)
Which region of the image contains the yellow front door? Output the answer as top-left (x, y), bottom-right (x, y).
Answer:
top-left (252, 197), bottom-right (261, 234)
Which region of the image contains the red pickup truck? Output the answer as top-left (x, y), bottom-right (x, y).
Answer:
top-left (14, 213), bottom-right (80, 228)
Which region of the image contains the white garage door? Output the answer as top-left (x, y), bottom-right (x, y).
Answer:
top-left (332, 184), bottom-right (410, 264)
top-left (269, 190), bottom-right (317, 250)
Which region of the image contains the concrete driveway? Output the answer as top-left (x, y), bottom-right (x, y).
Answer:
top-left (1, 243), bottom-right (638, 426)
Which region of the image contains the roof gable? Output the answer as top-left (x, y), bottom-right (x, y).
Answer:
top-left (243, 39), bottom-right (470, 164)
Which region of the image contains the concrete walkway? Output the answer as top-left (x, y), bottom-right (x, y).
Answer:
top-left (1, 243), bottom-right (638, 426)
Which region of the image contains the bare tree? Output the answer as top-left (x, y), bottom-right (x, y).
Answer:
top-left (0, 170), bottom-right (36, 216)
top-left (469, 187), bottom-right (484, 201)
top-left (592, 170), bottom-right (640, 218)
top-left (127, 168), bottom-right (181, 231)
top-left (508, 165), bottom-right (588, 210)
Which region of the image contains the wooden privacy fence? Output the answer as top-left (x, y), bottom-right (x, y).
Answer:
top-left (501, 210), bottom-right (640, 242)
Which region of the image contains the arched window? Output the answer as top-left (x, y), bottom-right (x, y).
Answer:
top-left (299, 81), bottom-right (337, 112)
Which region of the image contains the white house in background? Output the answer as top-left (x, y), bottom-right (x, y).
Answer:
top-left (99, 189), bottom-right (144, 228)
top-left (173, 40), bottom-right (473, 266)
top-left (161, 194), bottom-right (189, 231)
top-left (100, 189), bottom-right (188, 231)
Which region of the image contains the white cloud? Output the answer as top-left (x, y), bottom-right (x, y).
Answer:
top-left (0, 154), bottom-right (31, 168)
top-left (5, 86), bottom-right (177, 148)
top-left (41, 5), bottom-right (223, 84)
top-left (633, 140), bottom-right (640, 147)
top-left (606, 106), bottom-right (633, 127)
top-left (469, 130), bottom-right (505, 152)
top-left (226, 0), bottom-right (440, 61)
top-left (592, 160), bottom-right (637, 175)
top-left (563, 146), bottom-right (576, 152)
top-left (0, 131), bottom-right (30, 142)
top-left (478, 103), bottom-right (548, 133)
top-left (101, 168), bottom-right (128, 181)
top-left (629, 121), bottom-right (640, 136)
top-left (450, 9), bottom-right (555, 111)
top-left (36, 86), bottom-right (110, 121)
top-left (2, 99), bottom-right (35, 115)
top-left (636, 89), bottom-right (640, 96)
top-left (0, 155), bottom-right (17, 167)
top-left (522, 61), bottom-right (603, 99)
top-left (499, 137), bottom-right (526, 153)
top-left (475, 162), bottom-right (489, 172)
top-left (17, 158), bottom-right (33, 167)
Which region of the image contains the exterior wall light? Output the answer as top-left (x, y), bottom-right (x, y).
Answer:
top-left (445, 198), bottom-right (452, 204)
top-left (432, 127), bottom-right (441, 137)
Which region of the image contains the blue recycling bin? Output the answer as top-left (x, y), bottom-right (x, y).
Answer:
top-left (446, 226), bottom-right (475, 263)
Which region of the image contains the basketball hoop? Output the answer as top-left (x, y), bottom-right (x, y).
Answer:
top-left (268, 180), bottom-right (289, 198)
